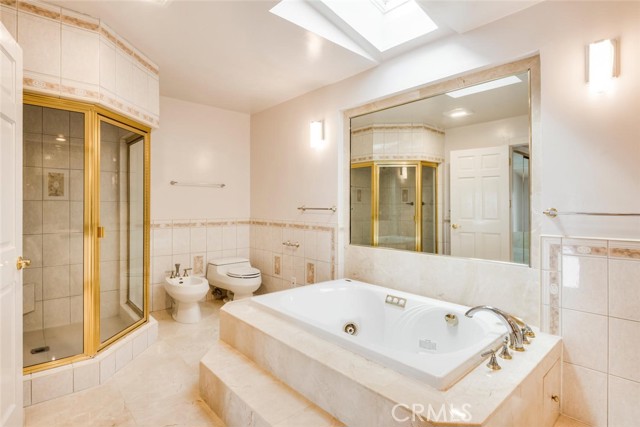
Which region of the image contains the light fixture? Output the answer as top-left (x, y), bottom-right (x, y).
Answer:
top-left (55, 134), bottom-right (66, 142)
top-left (399, 166), bottom-right (408, 180)
top-left (310, 120), bottom-right (325, 148)
top-left (587, 38), bottom-right (619, 93)
top-left (446, 76), bottom-right (522, 99)
top-left (443, 107), bottom-right (474, 119)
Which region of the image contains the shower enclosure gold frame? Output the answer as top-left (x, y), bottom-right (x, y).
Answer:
top-left (351, 160), bottom-right (438, 252)
top-left (23, 93), bottom-right (151, 375)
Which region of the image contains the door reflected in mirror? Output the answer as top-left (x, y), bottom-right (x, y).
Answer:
top-left (350, 71), bottom-right (531, 265)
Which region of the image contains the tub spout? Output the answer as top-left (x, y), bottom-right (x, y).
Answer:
top-left (465, 305), bottom-right (525, 352)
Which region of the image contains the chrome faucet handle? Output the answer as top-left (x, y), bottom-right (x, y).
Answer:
top-left (481, 349), bottom-right (501, 371)
top-left (498, 336), bottom-right (512, 360)
top-left (182, 268), bottom-right (192, 277)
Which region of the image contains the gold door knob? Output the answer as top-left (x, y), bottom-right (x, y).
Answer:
top-left (451, 224), bottom-right (460, 229)
top-left (16, 256), bottom-right (31, 270)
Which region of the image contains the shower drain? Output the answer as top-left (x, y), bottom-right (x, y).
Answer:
top-left (30, 346), bottom-right (50, 354)
top-left (343, 322), bottom-right (358, 336)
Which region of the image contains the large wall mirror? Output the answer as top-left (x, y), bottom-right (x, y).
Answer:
top-left (349, 60), bottom-right (536, 266)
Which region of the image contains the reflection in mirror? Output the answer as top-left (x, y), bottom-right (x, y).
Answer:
top-left (350, 72), bottom-right (530, 265)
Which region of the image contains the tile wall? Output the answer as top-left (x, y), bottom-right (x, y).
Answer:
top-left (22, 105), bottom-right (84, 333)
top-left (350, 124), bottom-right (445, 164)
top-left (541, 236), bottom-right (640, 427)
top-left (149, 219), bottom-right (338, 311)
top-left (249, 220), bottom-right (337, 292)
top-left (150, 219), bottom-right (251, 311)
top-left (0, 0), bottom-right (160, 128)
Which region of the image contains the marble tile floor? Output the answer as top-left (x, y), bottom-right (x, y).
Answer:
top-left (25, 301), bottom-right (226, 427)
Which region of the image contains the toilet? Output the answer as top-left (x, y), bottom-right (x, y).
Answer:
top-left (206, 258), bottom-right (262, 301)
top-left (163, 276), bottom-right (210, 323)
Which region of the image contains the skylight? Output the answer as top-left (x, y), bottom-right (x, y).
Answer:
top-left (270, 0), bottom-right (438, 57)
top-left (446, 76), bottom-right (522, 98)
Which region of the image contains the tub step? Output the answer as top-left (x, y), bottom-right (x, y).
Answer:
top-left (200, 341), bottom-right (344, 427)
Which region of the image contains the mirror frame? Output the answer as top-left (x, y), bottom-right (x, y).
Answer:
top-left (342, 56), bottom-right (541, 269)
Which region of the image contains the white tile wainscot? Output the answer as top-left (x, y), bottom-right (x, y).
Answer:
top-left (23, 316), bottom-right (158, 406)
top-left (541, 236), bottom-right (640, 427)
top-left (150, 219), bottom-right (251, 312)
top-left (200, 299), bottom-right (562, 427)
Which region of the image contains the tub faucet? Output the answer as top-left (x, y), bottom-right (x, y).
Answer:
top-left (465, 305), bottom-right (525, 352)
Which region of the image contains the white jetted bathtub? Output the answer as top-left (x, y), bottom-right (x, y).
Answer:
top-left (252, 279), bottom-right (506, 390)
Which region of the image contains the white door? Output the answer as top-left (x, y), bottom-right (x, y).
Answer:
top-left (450, 146), bottom-right (510, 262)
top-left (0, 22), bottom-right (23, 427)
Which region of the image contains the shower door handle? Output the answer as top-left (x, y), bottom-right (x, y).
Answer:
top-left (16, 256), bottom-right (31, 270)
top-left (97, 226), bottom-right (105, 239)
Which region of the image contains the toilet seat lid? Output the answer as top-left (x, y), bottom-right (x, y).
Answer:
top-left (227, 267), bottom-right (261, 279)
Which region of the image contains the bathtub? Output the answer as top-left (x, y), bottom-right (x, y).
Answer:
top-left (251, 279), bottom-right (506, 390)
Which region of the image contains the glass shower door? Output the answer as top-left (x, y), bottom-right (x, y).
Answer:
top-left (98, 118), bottom-right (145, 345)
top-left (377, 165), bottom-right (417, 251)
top-left (22, 104), bottom-right (86, 367)
top-left (421, 164), bottom-right (437, 254)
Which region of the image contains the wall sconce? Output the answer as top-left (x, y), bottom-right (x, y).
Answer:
top-left (310, 120), bottom-right (325, 148)
top-left (586, 38), bottom-right (619, 92)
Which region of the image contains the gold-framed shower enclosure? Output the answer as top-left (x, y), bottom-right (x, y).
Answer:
top-left (351, 160), bottom-right (438, 253)
top-left (23, 93), bottom-right (151, 374)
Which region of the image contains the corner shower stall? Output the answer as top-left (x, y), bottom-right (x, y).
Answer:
top-left (350, 161), bottom-right (438, 253)
top-left (22, 94), bottom-right (150, 373)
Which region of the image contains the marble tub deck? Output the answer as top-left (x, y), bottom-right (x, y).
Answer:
top-left (24, 301), bottom-right (226, 427)
top-left (214, 299), bottom-right (563, 427)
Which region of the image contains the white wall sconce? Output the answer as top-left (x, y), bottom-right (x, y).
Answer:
top-left (310, 120), bottom-right (325, 148)
top-left (587, 38), bottom-right (619, 93)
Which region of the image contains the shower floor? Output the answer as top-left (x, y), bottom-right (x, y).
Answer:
top-left (23, 315), bottom-right (138, 368)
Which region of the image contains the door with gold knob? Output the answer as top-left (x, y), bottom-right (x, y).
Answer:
top-left (0, 22), bottom-right (24, 426)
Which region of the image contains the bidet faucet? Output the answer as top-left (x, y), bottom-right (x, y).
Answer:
top-left (172, 263), bottom-right (180, 279)
top-left (465, 305), bottom-right (525, 352)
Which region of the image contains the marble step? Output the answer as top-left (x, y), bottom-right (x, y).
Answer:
top-left (200, 341), bottom-right (344, 427)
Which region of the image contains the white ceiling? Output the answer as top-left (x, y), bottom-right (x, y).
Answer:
top-left (351, 72), bottom-right (530, 130)
top-left (50, 0), bottom-right (541, 114)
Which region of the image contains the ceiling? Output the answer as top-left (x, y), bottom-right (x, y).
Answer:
top-left (351, 72), bottom-right (530, 130)
top-left (49, 0), bottom-right (541, 114)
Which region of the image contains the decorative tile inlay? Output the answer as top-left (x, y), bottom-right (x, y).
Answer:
top-left (18, 1), bottom-right (60, 20)
top-left (24, 78), bottom-right (60, 92)
top-left (351, 154), bottom-right (444, 164)
top-left (609, 241), bottom-right (640, 259)
top-left (1, 0), bottom-right (17, 7)
top-left (273, 255), bottom-right (281, 276)
top-left (193, 255), bottom-right (204, 275)
top-left (351, 124), bottom-right (444, 135)
top-left (61, 14), bottom-right (99, 31)
top-left (562, 238), bottom-right (608, 257)
top-left (306, 262), bottom-right (315, 284)
top-left (60, 85), bottom-right (100, 100)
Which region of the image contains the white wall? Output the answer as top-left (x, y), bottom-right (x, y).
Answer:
top-left (444, 115), bottom-right (529, 157)
top-left (250, 0), bottom-right (640, 320)
top-left (151, 96), bottom-right (250, 220)
top-left (252, 0), bottom-right (640, 237)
